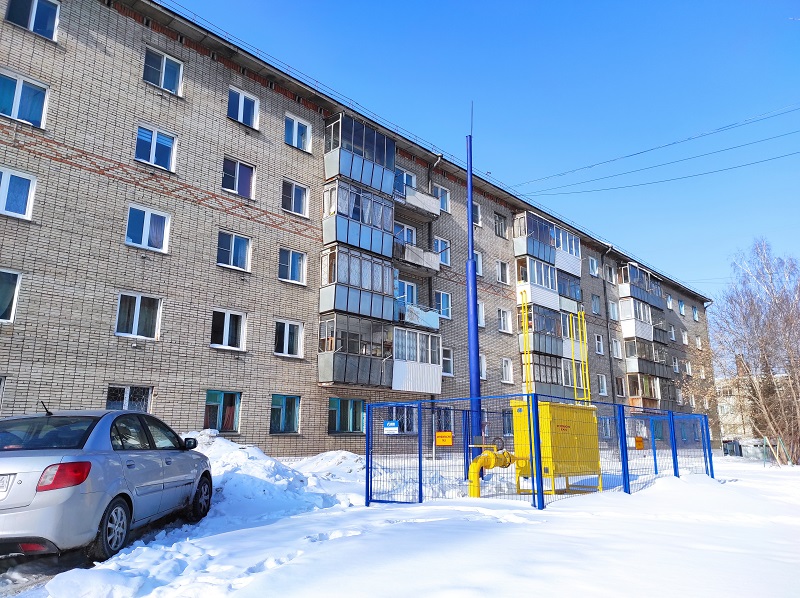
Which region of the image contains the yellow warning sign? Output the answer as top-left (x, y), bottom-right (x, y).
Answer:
top-left (634, 436), bottom-right (644, 450)
top-left (435, 431), bottom-right (453, 447)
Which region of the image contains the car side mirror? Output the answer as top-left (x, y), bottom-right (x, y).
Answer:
top-left (184, 437), bottom-right (198, 450)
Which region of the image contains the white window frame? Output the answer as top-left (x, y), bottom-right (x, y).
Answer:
top-left (217, 231), bottom-right (251, 272)
top-left (210, 309), bottom-right (246, 351)
top-left (597, 374), bottom-right (608, 396)
top-left (274, 319), bottom-right (304, 358)
top-left (278, 247), bottom-right (307, 285)
top-left (700, 366), bottom-right (706, 380)
top-left (477, 301), bottom-right (485, 328)
top-left (115, 292), bottom-right (161, 340)
top-left (678, 300), bottom-right (685, 316)
top-left (595, 334), bottom-right (604, 355)
top-left (125, 204), bottom-right (171, 253)
top-left (682, 330), bottom-right (689, 345)
top-left (685, 361), bottom-right (693, 376)
top-left (0, 268), bottom-right (21, 324)
top-left (604, 265), bottom-right (616, 285)
top-left (281, 179), bottom-right (309, 218)
top-left (228, 86), bottom-right (259, 129)
top-left (433, 184), bottom-right (450, 213)
top-left (615, 376), bottom-right (625, 397)
top-left (473, 251), bottom-right (483, 276)
top-left (106, 385), bottom-right (152, 412)
top-left (608, 300), bottom-right (619, 321)
top-left (143, 47), bottom-right (183, 95)
top-left (693, 306), bottom-right (699, 321)
top-left (396, 279), bottom-right (417, 305)
top-left (588, 257), bottom-right (599, 277)
top-left (6, 0), bottom-right (61, 41)
top-left (591, 295), bottom-right (601, 315)
top-left (501, 357), bottom-right (514, 384)
top-left (442, 347), bottom-right (454, 377)
top-left (394, 222), bottom-right (417, 246)
top-left (669, 325), bottom-right (676, 341)
top-left (434, 290), bottom-right (451, 320)
top-left (666, 294), bottom-right (673, 310)
top-left (471, 202), bottom-right (482, 227)
top-left (434, 237), bottom-right (451, 266)
top-left (695, 335), bottom-right (702, 349)
top-left (611, 338), bottom-right (622, 359)
top-left (494, 212), bottom-right (508, 239)
top-left (285, 112), bottom-right (311, 152)
top-left (222, 157), bottom-right (255, 198)
top-left (0, 165), bottom-right (35, 220)
top-left (672, 357), bottom-right (679, 373)
top-left (396, 167), bottom-right (417, 191)
top-left (496, 260), bottom-right (510, 285)
top-left (134, 124), bottom-right (176, 172)
top-left (0, 69), bottom-right (49, 128)
top-left (480, 354), bottom-right (487, 380)
top-left (498, 308), bottom-right (512, 334)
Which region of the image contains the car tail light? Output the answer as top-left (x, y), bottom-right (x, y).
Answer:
top-left (19, 542), bottom-right (49, 553)
top-left (37, 462), bottom-right (92, 491)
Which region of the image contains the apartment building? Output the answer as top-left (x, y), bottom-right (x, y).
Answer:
top-left (0, 0), bottom-right (719, 455)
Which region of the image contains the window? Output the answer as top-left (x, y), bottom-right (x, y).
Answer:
top-left (695, 335), bottom-right (702, 349)
top-left (597, 374), bottom-right (608, 396)
top-left (611, 338), bottom-right (622, 359)
top-left (682, 330), bottom-right (688, 345)
top-left (0, 70), bottom-right (47, 127)
top-left (555, 227), bottom-right (581, 256)
top-left (134, 126), bottom-right (175, 171)
top-left (205, 390), bottom-right (241, 433)
top-left (685, 361), bottom-right (693, 376)
top-left (615, 376), bottom-right (625, 397)
top-left (480, 354), bottom-right (487, 380)
top-left (6, 0), bottom-right (59, 40)
top-left (386, 405), bottom-right (416, 434)
top-left (274, 319), bottom-right (303, 357)
top-left (394, 168), bottom-right (416, 194)
top-left (669, 324), bottom-right (676, 341)
top-left (672, 357), bottom-right (680, 373)
top-left (143, 416), bottom-right (181, 450)
top-left (278, 248), bottom-right (306, 284)
top-left (599, 417), bottom-right (613, 439)
top-left (471, 202), bottom-right (482, 226)
top-left (270, 395), bottom-right (299, 433)
top-left (474, 251), bottom-right (483, 276)
top-left (608, 301), bottom-right (619, 321)
top-left (477, 301), bottom-right (485, 328)
top-left (700, 366), bottom-right (706, 380)
top-left (434, 291), bottom-right (451, 319)
top-left (211, 309), bottom-right (245, 350)
top-left (501, 358), bottom-right (514, 383)
top-left (434, 407), bottom-right (454, 432)
top-left (591, 294), bottom-right (601, 315)
top-left (110, 414), bottom-right (150, 450)
top-left (520, 257), bottom-right (556, 291)
top-left (442, 348), bottom-right (453, 376)
top-left (394, 329), bottom-right (442, 366)
top-left (496, 261), bottom-right (510, 285)
top-left (394, 222), bottom-right (417, 246)
top-left (396, 279), bottom-right (417, 305)
top-left (433, 184), bottom-right (450, 213)
top-left (0, 166), bottom-right (34, 219)
top-left (494, 212), bottom-right (508, 239)
top-left (692, 306), bottom-right (699, 321)
top-left (562, 360), bottom-right (583, 388)
top-left (433, 237), bottom-right (450, 266)
top-left (221, 158), bottom-right (254, 198)
top-left (284, 113), bottom-right (311, 151)
top-left (125, 205), bottom-right (170, 252)
top-left (498, 308), bottom-right (512, 333)
top-left (556, 271), bottom-right (582, 301)
top-left (604, 265), bottom-right (616, 284)
top-left (595, 334), bottom-right (604, 355)
top-left (588, 257), bottom-right (598, 277)
top-left (0, 269), bottom-right (20, 323)
top-left (328, 398), bottom-right (364, 433)
top-left (678, 300), bottom-right (685, 316)
top-left (281, 180), bottom-right (308, 217)
top-left (217, 232), bottom-right (250, 271)
top-left (116, 293), bottom-right (160, 339)
top-left (227, 87), bottom-right (258, 128)
top-left (666, 294), bottom-right (673, 310)
top-left (143, 48), bottom-right (182, 95)
top-left (106, 386), bottom-right (151, 412)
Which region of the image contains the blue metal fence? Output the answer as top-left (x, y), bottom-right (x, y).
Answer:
top-left (365, 393), bottom-right (713, 509)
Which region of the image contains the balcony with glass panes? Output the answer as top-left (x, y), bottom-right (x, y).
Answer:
top-left (318, 314), bottom-right (394, 388)
top-left (652, 311), bottom-right (670, 345)
top-left (617, 263), bottom-right (666, 310)
top-left (319, 245), bottom-right (396, 321)
top-left (322, 180), bottom-right (395, 259)
top-left (391, 327), bottom-right (443, 394)
top-left (512, 212), bottom-right (557, 263)
top-left (624, 339), bottom-right (672, 379)
top-left (627, 373), bottom-right (661, 410)
top-left (515, 256), bottom-right (560, 311)
top-left (619, 297), bottom-right (654, 341)
top-left (517, 304), bottom-right (563, 357)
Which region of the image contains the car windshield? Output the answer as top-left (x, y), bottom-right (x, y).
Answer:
top-left (0, 416), bottom-right (98, 451)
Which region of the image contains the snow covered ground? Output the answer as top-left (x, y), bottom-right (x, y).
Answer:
top-left (5, 430), bottom-right (800, 597)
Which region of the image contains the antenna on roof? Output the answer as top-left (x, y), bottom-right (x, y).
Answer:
top-left (40, 401), bottom-right (53, 416)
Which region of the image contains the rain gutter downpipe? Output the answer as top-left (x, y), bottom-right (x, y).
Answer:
top-left (600, 244), bottom-right (616, 404)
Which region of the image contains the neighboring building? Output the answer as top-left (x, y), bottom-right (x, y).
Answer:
top-left (0, 0), bottom-right (719, 455)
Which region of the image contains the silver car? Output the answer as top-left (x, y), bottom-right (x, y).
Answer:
top-left (0, 410), bottom-right (212, 560)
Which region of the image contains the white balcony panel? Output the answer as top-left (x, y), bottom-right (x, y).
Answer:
top-left (392, 361), bottom-right (442, 394)
top-left (625, 357), bottom-right (640, 373)
top-left (401, 244), bottom-right (441, 272)
top-left (559, 296), bottom-right (578, 314)
top-left (618, 282), bottom-right (631, 298)
top-left (403, 186), bottom-right (440, 218)
top-left (621, 318), bottom-right (653, 341)
top-left (555, 250), bottom-right (581, 277)
top-left (517, 284), bottom-right (560, 311)
top-left (562, 339), bottom-right (582, 359)
top-left (404, 304), bottom-right (440, 330)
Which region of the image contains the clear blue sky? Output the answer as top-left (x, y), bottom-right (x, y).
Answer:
top-left (173, 0), bottom-right (799, 300)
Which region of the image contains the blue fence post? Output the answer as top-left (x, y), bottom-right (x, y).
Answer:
top-left (616, 404), bottom-right (631, 494)
top-left (525, 394), bottom-right (536, 508)
top-left (417, 402), bottom-right (423, 504)
top-left (365, 403), bottom-right (372, 507)
top-left (530, 393), bottom-right (546, 509)
top-left (668, 411), bottom-right (680, 478)
top-left (699, 416), bottom-right (710, 476)
top-left (704, 414), bottom-right (715, 479)
top-left (650, 418), bottom-right (658, 476)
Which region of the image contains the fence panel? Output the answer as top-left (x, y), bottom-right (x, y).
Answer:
top-left (366, 402), bottom-right (422, 504)
top-left (674, 414), bottom-right (708, 475)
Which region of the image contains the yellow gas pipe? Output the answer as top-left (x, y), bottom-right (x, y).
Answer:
top-left (468, 448), bottom-right (519, 498)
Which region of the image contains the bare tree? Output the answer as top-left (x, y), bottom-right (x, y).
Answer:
top-left (712, 240), bottom-right (800, 462)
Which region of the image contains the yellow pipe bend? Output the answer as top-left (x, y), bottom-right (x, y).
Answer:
top-left (468, 450), bottom-right (516, 498)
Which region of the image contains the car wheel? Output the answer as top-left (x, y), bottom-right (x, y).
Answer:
top-left (89, 496), bottom-right (130, 561)
top-left (185, 475), bottom-right (212, 522)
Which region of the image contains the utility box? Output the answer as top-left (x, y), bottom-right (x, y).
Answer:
top-left (510, 399), bottom-right (603, 494)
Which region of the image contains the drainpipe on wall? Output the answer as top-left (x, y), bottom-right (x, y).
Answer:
top-left (600, 244), bottom-right (616, 404)
top-left (427, 154), bottom-right (443, 310)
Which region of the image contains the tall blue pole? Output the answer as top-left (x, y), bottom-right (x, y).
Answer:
top-left (465, 135), bottom-right (482, 460)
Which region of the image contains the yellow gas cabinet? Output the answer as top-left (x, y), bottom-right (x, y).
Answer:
top-left (510, 399), bottom-right (603, 495)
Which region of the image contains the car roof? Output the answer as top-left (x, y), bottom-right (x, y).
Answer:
top-left (1, 410), bottom-right (150, 420)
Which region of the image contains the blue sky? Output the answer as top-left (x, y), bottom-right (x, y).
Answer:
top-left (174, 0), bottom-right (799, 300)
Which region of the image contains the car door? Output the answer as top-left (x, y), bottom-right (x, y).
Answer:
top-left (141, 416), bottom-right (195, 513)
top-left (110, 414), bottom-right (163, 522)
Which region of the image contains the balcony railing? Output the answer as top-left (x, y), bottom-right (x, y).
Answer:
top-left (394, 185), bottom-right (440, 220)
top-left (394, 300), bottom-right (440, 330)
top-left (392, 238), bottom-right (441, 274)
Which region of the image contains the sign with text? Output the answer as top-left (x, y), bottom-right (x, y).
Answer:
top-left (435, 431), bottom-right (453, 447)
top-left (383, 420), bottom-right (399, 435)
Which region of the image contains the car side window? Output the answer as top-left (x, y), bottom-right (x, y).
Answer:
top-left (144, 416), bottom-right (182, 450)
top-left (111, 415), bottom-right (152, 450)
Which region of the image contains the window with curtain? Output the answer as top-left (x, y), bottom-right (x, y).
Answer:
top-left (205, 390), bottom-right (241, 433)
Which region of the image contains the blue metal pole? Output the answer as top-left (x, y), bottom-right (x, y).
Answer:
top-left (668, 411), bottom-right (680, 478)
top-left (699, 416), bottom-right (710, 476)
top-left (526, 395), bottom-right (537, 508)
top-left (616, 404), bottom-right (631, 494)
top-left (465, 134), bottom-right (482, 462)
top-left (462, 410), bottom-right (470, 480)
top-left (365, 403), bottom-right (372, 507)
top-left (704, 414), bottom-right (715, 479)
top-left (531, 394), bottom-right (546, 509)
top-left (417, 402), bottom-right (423, 504)
top-left (650, 418), bottom-right (658, 476)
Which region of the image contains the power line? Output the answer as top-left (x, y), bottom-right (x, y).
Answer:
top-left (525, 129), bottom-right (800, 194)
top-left (513, 103), bottom-right (800, 187)
top-left (525, 151), bottom-right (800, 196)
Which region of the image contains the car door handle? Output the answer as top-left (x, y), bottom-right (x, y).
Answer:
top-left (126, 460), bottom-right (135, 469)
top-left (165, 458), bottom-right (173, 465)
